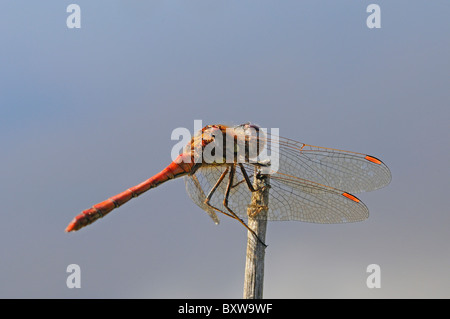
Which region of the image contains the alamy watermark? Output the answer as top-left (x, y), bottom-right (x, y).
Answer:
top-left (367, 4), bottom-right (381, 29)
top-left (170, 120), bottom-right (280, 174)
top-left (64, 4), bottom-right (382, 31)
top-left (366, 264), bottom-right (381, 288)
top-left (66, 264), bottom-right (81, 288)
top-left (66, 4), bottom-right (81, 29)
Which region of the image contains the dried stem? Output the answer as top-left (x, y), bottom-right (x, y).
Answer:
top-left (243, 169), bottom-right (270, 299)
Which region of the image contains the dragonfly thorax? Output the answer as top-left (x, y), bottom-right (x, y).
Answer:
top-left (185, 123), bottom-right (266, 165)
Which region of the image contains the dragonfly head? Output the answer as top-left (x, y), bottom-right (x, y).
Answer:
top-left (234, 123), bottom-right (267, 162)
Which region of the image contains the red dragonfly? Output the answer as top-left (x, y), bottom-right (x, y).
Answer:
top-left (66, 123), bottom-right (391, 244)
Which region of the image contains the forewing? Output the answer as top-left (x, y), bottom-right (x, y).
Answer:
top-left (263, 135), bottom-right (392, 193)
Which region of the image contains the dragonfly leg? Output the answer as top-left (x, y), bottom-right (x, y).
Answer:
top-left (224, 164), bottom-right (267, 247)
top-left (204, 166), bottom-right (236, 220)
top-left (239, 163), bottom-right (270, 195)
top-left (205, 166), bottom-right (229, 202)
top-left (238, 163), bottom-right (256, 192)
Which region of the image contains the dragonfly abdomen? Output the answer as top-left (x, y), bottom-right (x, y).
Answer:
top-left (65, 153), bottom-right (194, 232)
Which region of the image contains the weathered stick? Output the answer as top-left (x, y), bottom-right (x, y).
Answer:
top-left (243, 169), bottom-right (270, 299)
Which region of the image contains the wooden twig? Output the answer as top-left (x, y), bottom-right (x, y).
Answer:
top-left (243, 169), bottom-right (270, 299)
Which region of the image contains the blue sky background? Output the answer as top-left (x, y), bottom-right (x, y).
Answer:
top-left (1, 1), bottom-right (449, 298)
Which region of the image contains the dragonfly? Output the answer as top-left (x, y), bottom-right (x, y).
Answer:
top-left (65, 123), bottom-right (391, 245)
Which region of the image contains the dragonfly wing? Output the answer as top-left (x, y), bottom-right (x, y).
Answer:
top-left (263, 174), bottom-right (369, 222)
top-left (185, 165), bottom-right (254, 222)
top-left (264, 135), bottom-right (392, 193)
top-left (184, 171), bottom-right (221, 224)
top-left (185, 164), bottom-right (368, 224)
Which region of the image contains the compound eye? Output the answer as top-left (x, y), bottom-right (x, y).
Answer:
top-left (241, 123), bottom-right (260, 132)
